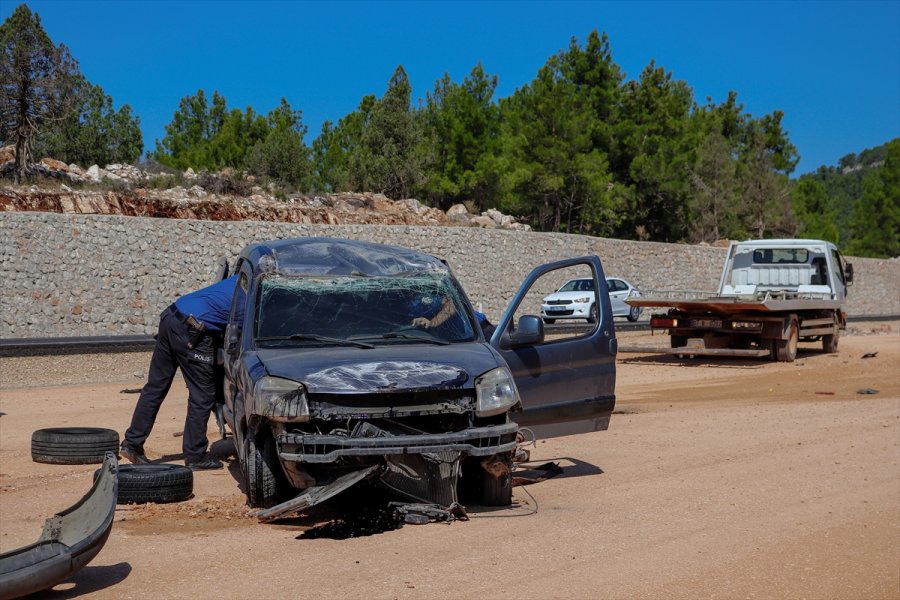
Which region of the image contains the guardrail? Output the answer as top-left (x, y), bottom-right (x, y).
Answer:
top-left (1, 315), bottom-right (896, 357)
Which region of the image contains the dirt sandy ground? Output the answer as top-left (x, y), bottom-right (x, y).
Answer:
top-left (1, 324), bottom-right (898, 599)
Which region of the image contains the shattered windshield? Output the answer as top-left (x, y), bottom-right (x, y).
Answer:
top-left (254, 273), bottom-right (477, 346)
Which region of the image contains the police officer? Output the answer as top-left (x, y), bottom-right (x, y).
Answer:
top-left (121, 275), bottom-right (238, 470)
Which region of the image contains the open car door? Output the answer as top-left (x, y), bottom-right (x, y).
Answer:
top-left (490, 256), bottom-right (617, 438)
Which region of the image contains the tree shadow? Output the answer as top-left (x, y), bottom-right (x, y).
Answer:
top-left (32, 562), bottom-right (132, 599)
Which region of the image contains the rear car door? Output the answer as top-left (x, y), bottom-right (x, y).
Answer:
top-left (490, 256), bottom-right (617, 438)
top-left (607, 278), bottom-right (628, 315)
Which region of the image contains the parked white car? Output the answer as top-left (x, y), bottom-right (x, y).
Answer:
top-left (541, 277), bottom-right (642, 323)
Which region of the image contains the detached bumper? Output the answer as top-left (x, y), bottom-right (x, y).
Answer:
top-left (277, 421), bottom-right (519, 463)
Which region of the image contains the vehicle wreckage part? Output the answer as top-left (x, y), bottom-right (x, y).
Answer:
top-left (277, 421), bottom-right (519, 463)
top-left (390, 502), bottom-right (468, 524)
top-left (380, 451), bottom-right (462, 506)
top-left (474, 368), bottom-right (520, 417)
top-left (479, 455), bottom-right (513, 506)
top-left (253, 465), bottom-right (380, 522)
top-left (0, 452), bottom-right (118, 600)
top-left (31, 427), bottom-right (120, 465)
top-left (252, 376), bottom-right (309, 422)
top-left (105, 464), bottom-right (192, 504)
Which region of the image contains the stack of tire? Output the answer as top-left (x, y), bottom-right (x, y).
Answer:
top-left (31, 427), bottom-right (193, 504)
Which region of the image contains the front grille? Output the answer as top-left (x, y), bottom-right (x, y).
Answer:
top-left (547, 299), bottom-right (573, 305)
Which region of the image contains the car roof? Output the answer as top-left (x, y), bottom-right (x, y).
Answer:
top-left (239, 237), bottom-right (450, 277)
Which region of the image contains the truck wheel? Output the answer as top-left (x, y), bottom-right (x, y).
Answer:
top-left (775, 319), bottom-right (799, 362)
top-left (31, 427), bottom-right (120, 464)
top-left (245, 429), bottom-right (284, 508)
top-left (587, 304), bottom-right (598, 324)
top-left (670, 335), bottom-right (687, 348)
top-left (822, 333), bottom-right (839, 353)
top-left (627, 306), bottom-right (641, 322)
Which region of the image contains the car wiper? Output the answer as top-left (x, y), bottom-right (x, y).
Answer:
top-left (376, 332), bottom-right (450, 345)
top-left (255, 334), bottom-right (375, 349)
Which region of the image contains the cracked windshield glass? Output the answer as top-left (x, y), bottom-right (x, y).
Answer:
top-left (254, 273), bottom-right (477, 345)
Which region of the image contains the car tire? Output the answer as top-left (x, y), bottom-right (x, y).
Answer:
top-left (627, 306), bottom-right (641, 322)
top-left (246, 429), bottom-right (284, 509)
top-left (31, 427), bottom-right (120, 465)
top-left (587, 304), bottom-right (598, 324)
top-left (542, 318), bottom-right (556, 325)
top-left (774, 318), bottom-right (799, 362)
top-left (101, 464), bottom-right (194, 504)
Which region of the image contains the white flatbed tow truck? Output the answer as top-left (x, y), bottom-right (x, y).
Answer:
top-left (625, 239), bottom-right (854, 362)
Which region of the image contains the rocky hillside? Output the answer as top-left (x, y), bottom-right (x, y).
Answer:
top-left (0, 147), bottom-right (529, 230)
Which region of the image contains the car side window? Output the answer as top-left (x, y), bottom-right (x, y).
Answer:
top-left (608, 279), bottom-right (622, 292)
top-left (229, 270), bottom-right (249, 340)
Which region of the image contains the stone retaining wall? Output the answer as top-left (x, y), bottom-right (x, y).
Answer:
top-left (1, 213), bottom-right (897, 338)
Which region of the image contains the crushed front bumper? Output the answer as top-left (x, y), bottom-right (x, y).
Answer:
top-left (277, 421), bottom-right (519, 463)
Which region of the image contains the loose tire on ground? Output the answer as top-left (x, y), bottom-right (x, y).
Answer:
top-left (97, 464), bottom-right (194, 504)
top-left (31, 427), bottom-right (120, 464)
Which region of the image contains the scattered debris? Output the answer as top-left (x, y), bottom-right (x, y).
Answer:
top-left (512, 461), bottom-right (564, 487)
top-left (120, 388), bottom-right (142, 394)
top-left (856, 388), bottom-right (880, 395)
top-left (862, 352), bottom-right (878, 359)
top-left (814, 391), bottom-right (836, 396)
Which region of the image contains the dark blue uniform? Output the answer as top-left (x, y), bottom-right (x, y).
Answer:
top-left (124, 276), bottom-right (238, 466)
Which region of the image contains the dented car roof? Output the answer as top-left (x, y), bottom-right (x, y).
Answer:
top-left (240, 237), bottom-right (449, 277)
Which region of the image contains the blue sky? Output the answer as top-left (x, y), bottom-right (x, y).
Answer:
top-left (3, 0), bottom-right (898, 174)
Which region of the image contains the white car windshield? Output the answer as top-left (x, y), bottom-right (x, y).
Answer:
top-left (557, 279), bottom-right (593, 292)
top-left (254, 273), bottom-right (476, 346)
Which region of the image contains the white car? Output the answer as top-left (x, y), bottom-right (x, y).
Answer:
top-left (541, 277), bottom-right (642, 324)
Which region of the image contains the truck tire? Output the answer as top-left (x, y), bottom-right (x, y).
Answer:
top-left (102, 464), bottom-right (194, 504)
top-left (774, 318), bottom-right (799, 362)
top-left (245, 429), bottom-right (284, 508)
top-left (822, 332), bottom-right (839, 353)
top-left (31, 427), bottom-right (120, 464)
top-left (670, 335), bottom-right (687, 348)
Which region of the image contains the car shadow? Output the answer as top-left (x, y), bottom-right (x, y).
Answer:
top-left (517, 456), bottom-right (603, 480)
top-left (31, 562), bottom-right (132, 599)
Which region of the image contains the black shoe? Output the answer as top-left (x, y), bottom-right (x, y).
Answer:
top-left (121, 443), bottom-right (151, 465)
top-left (186, 453), bottom-right (223, 470)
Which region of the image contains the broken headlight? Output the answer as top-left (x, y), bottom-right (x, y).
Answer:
top-left (252, 376), bottom-right (310, 422)
top-left (475, 367), bottom-right (520, 417)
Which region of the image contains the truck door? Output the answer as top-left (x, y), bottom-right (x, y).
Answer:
top-left (490, 256), bottom-right (617, 439)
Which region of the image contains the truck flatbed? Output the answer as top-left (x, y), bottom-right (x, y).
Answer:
top-left (628, 293), bottom-right (844, 315)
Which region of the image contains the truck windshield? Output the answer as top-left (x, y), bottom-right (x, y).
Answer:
top-left (752, 249), bottom-right (809, 264)
top-left (253, 273), bottom-right (476, 346)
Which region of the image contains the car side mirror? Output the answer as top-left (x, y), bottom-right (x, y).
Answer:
top-left (501, 315), bottom-right (545, 349)
top-left (845, 263), bottom-right (854, 285)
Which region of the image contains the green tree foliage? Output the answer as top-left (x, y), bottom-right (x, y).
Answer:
top-left (791, 178), bottom-right (839, 243)
top-left (35, 82), bottom-right (143, 166)
top-left (846, 139), bottom-right (900, 257)
top-left (311, 94), bottom-right (375, 192)
top-left (0, 4), bottom-right (81, 182)
top-left (151, 90), bottom-right (271, 170)
top-left (352, 66), bottom-right (425, 199)
top-left (247, 98), bottom-right (312, 188)
top-left (421, 64), bottom-right (500, 210)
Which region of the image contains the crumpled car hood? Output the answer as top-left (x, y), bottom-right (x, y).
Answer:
top-left (255, 343), bottom-right (502, 394)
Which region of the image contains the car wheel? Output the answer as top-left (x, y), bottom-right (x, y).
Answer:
top-left (100, 464), bottom-right (193, 504)
top-left (246, 428), bottom-right (284, 508)
top-left (31, 427), bottom-right (120, 465)
top-left (774, 318), bottom-right (799, 362)
top-left (542, 318), bottom-right (555, 325)
top-left (587, 304), bottom-right (598, 324)
top-left (627, 305), bottom-right (641, 322)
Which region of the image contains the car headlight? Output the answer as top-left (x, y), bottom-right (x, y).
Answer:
top-left (573, 296), bottom-right (591, 304)
top-left (475, 368), bottom-right (520, 417)
top-left (252, 376), bottom-right (310, 422)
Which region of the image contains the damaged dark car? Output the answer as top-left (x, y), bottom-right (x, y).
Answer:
top-left (220, 238), bottom-right (617, 511)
